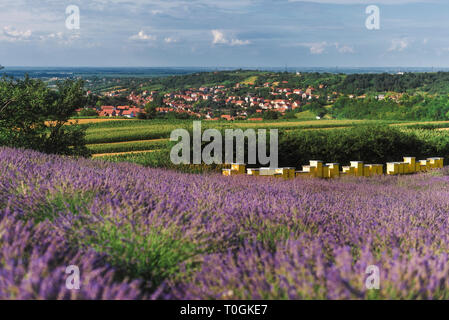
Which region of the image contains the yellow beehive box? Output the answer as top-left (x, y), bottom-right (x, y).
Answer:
top-left (415, 163), bottom-right (421, 172)
top-left (428, 157), bottom-right (444, 169)
top-left (350, 161), bottom-right (364, 177)
top-left (376, 164), bottom-right (384, 175)
top-left (322, 165), bottom-right (331, 178)
top-left (309, 161), bottom-right (323, 178)
top-left (231, 163), bottom-right (246, 174)
top-left (222, 169), bottom-right (239, 176)
top-left (259, 168), bottom-right (279, 176)
top-left (283, 168), bottom-right (296, 179)
top-left (368, 164), bottom-right (383, 175)
top-left (403, 157), bottom-right (416, 173)
top-left (296, 171), bottom-right (312, 178)
top-left (275, 168), bottom-right (296, 179)
top-left (398, 163), bottom-right (406, 174)
top-left (363, 165), bottom-right (371, 177)
top-left (247, 168), bottom-right (260, 176)
top-left (403, 162), bottom-right (410, 174)
top-left (326, 163), bottom-right (340, 178)
top-left (342, 166), bottom-right (355, 176)
top-left (419, 160), bottom-right (430, 171)
top-left (387, 162), bottom-right (400, 175)
top-left (427, 158), bottom-right (438, 169)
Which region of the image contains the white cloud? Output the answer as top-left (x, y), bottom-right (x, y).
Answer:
top-left (40, 32), bottom-right (63, 41)
top-left (297, 42), bottom-right (328, 54)
top-left (130, 30), bottom-right (157, 41)
top-left (335, 43), bottom-right (354, 53)
top-left (230, 39), bottom-right (251, 46)
top-left (212, 30), bottom-right (228, 44)
top-left (211, 30), bottom-right (250, 46)
top-left (296, 41), bottom-right (354, 54)
top-left (164, 37), bottom-right (177, 43)
top-left (388, 38), bottom-right (411, 52)
top-left (2, 26), bottom-right (32, 41)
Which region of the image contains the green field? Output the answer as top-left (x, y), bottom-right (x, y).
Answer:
top-left (85, 119), bottom-right (395, 144)
top-left (84, 119), bottom-right (449, 173)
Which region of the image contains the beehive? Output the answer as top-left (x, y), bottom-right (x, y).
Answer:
top-left (387, 162), bottom-right (400, 175)
top-left (231, 163), bottom-right (246, 174)
top-left (399, 163), bottom-right (406, 174)
top-left (373, 164), bottom-right (384, 175)
top-left (366, 164), bottom-right (383, 176)
top-left (222, 169), bottom-right (239, 176)
top-left (282, 168), bottom-right (296, 179)
top-left (342, 166), bottom-right (355, 176)
top-left (259, 168), bottom-right (278, 176)
top-left (296, 171), bottom-right (312, 178)
top-left (363, 165), bottom-right (371, 177)
top-left (309, 161), bottom-right (323, 178)
top-left (428, 157), bottom-right (444, 169)
top-left (419, 160), bottom-right (430, 171)
top-left (326, 163), bottom-right (340, 178)
top-left (403, 157), bottom-right (416, 174)
top-left (322, 165), bottom-right (331, 178)
top-left (350, 161), bottom-right (364, 177)
top-left (247, 168), bottom-right (260, 176)
top-left (274, 168), bottom-right (295, 179)
top-left (227, 155), bottom-right (443, 180)
top-left (415, 163), bottom-right (422, 172)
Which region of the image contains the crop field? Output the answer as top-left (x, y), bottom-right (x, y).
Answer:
top-left (84, 119), bottom-right (393, 156)
top-left (83, 119), bottom-right (449, 160)
top-left (87, 139), bottom-right (168, 155)
top-left (3, 147), bottom-right (449, 299)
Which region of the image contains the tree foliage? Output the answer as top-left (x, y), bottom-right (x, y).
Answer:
top-left (0, 76), bottom-right (90, 157)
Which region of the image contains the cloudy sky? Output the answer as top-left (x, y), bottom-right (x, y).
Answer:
top-left (0, 0), bottom-right (448, 67)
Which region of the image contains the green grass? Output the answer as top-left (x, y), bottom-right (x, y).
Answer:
top-left (88, 139), bottom-right (169, 154)
top-left (83, 221), bottom-right (201, 288)
top-left (84, 119), bottom-right (397, 144)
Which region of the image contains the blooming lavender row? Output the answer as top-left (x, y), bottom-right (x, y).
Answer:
top-left (1, 147), bottom-right (449, 299)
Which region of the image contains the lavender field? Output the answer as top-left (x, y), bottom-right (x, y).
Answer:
top-left (1, 147), bottom-right (449, 299)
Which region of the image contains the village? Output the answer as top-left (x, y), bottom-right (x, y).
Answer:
top-left (79, 79), bottom-right (400, 120)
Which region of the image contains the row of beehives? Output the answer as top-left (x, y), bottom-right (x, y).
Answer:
top-left (222, 157), bottom-right (444, 179)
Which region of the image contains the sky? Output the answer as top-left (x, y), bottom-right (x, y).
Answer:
top-left (0, 0), bottom-right (448, 67)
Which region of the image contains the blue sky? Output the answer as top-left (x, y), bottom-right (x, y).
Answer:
top-left (0, 0), bottom-right (448, 67)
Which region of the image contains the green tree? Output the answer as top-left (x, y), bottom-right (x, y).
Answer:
top-left (263, 110), bottom-right (279, 120)
top-left (0, 76), bottom-right (91, 157)
top-left (144, 102), bottom-right (158, 119)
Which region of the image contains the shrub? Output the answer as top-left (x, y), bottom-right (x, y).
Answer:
top-left (0, 76), bottom-right (90, 157)
top-left (278, 125), bottom-right (439, 167)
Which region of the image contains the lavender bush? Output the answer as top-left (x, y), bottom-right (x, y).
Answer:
top-left (1, 147), bottom-right (449, 299)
